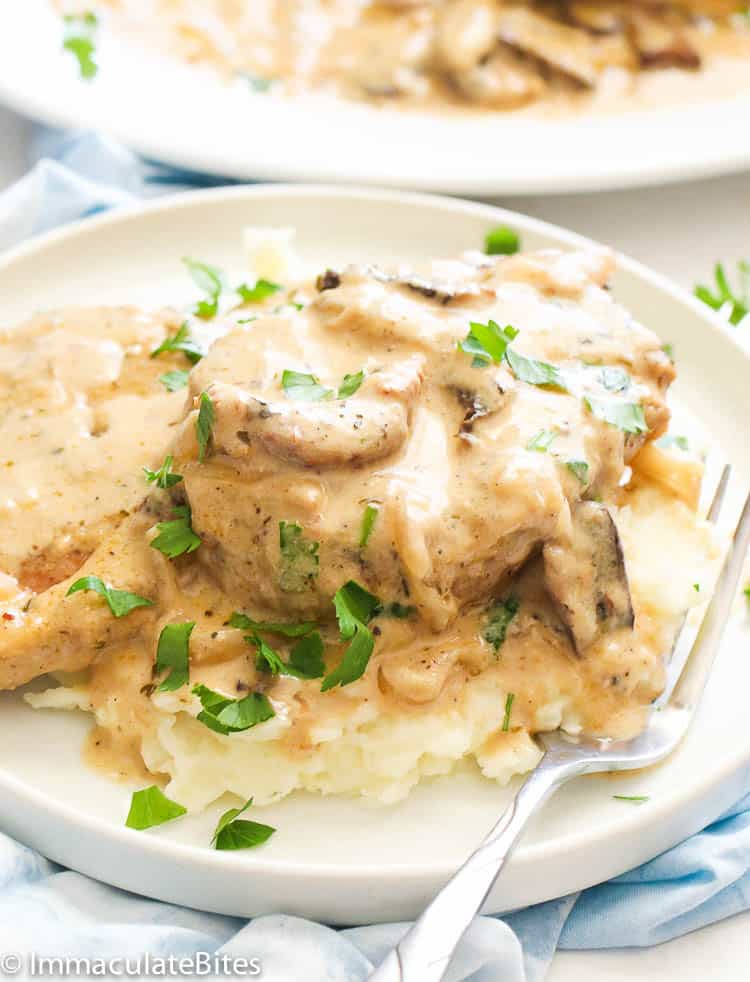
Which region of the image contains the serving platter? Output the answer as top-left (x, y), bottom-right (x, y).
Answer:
top-left (1, 1), bottom-right (750, 194)
top-left (0, 185), bottom-right (749, 925)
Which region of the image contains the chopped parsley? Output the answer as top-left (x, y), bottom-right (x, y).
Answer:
top-left (599, 366), bottom-right (630, 393)
top-left (237, 279), bottom-right (282, 303)
top-left (150, 323), bottom-right (204, 364)
top-left (125, 786), bottom-right (186, 831)
top-left (694, 261), bottom-right (749, 326)
top-left (66, 575), bottom-right (153, 618)
top-left (143, 454), bottom-right (183, 489)
top-left (662, 343), bottom-right (675, 362)
top-left (150, 505), bottom-right (202, 559)
top-left (196, 391), bottom-right (215, 462)
top-left (376, 601), bottom-right (416, 619)
top-left (240, 73), bottom-right (276, 94)
top-left (744, 586), bottom-right (750, 607)
top-left (228, 612), bottom-right (316, 637)
top-left (338, 370), bottom-right (365, 398)
top-left (483, 598), bottom-right (520, 653)
top-left (612, 794), bottom-right (650, 804)
top-left (656, 434), bottom-right (689, 451)
top-left (62, 12), bottom-right (98, 80)
top-left (155, 621), bottom-right (194, 692)
top-left (458, 320), bottom-right (518, 367)
top-left (182, 257), bottom-right (223, 318)
top-left (693, 583), bottom-right (701, 592)
top-left (566, 460), bottom-right (590, 484)
top-left (278, 521), bottom-right (320, 592)
top-left (584, 397), bottom-right (648, 435)
top-left (159, 369), bottom-right (191, 392)
top-left (359, 503), bottom-right (379, 548)
top-left (281, 370), bottom-right (332, 401)
top-left (502, 693), bottom-right (515, 732)
top-left (321, 580), bottom-right (380, 691)
top-left (212, 798), bottom-right (276, 851)
top-left (192, 684), bottom-right (275, 735)
top-left (526, 429), bottom-right (557, 452)
top-left (505, 347), bottom-right (568, 391)
top-left (484, 226), bottom-right (520, 257)
top-left (251, 631), bottom-right (326, 680)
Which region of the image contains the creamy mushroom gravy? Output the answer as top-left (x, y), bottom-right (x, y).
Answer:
top-left (0, 245), bottom-right (712, 801)
top-left (63, 0), bottom-right (750, 114)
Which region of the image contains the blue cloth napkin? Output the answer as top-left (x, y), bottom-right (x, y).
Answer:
top-left (2, 127), bottom-right (750, 982)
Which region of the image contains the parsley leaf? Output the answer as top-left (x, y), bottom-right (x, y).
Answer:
top-left (236, 279), bottom-right (282, 303)
top-left (150, 322), bottom-right (204, 364)
top-left (183, 257), bottom-right (223, 319)
top-left (196, 391), bottom-right (215, 462)
top-left (66, 575), bottom-right (153, 618)
top-left (281, 370), bottom-right (332, 401)
top-left (159, 369), bottom-right (191, 392)
top-left (212, 798), bottom-right (276, 851)
top-left (192, 684), bottom-right (275, 735)
top-left (321, 581), bottom-right (380, 691)
top-left (279, 521), bottom-right (320, 592)
top-left (694, 261), bottom-right (749, 326)
top-left (143, 454), bottom-right (183, 489)
top-left (505, 347), bottom-right (568, 391)
top-left (584, 397), bottom-right (648, 434)
top-left (566, 459), bottom-right (590, 484)
top-left (251, 631), bottom-right (325, 679)
top-left (502, 692), bottom-right (515, 731)
top-left (62, 12), bottom-right (98, 80)
top-left (612, 794), bottom-right (650, 804)
top-left (228, 612), bottom-right (316, 637)
top-left (483, 598), bottom-right (519, 652)
top-left (656, 434), bottom-right (689, 451)
top-left (599, 366), bottom-right (630, 393)
top-left (155, 621), bottom-right (194, 692)
top-left (485, 226), bottom-right (520, 256)
top-left (458, 320), bottom-right (518, 366)
top-left (359, 503), bottom-right (379, 548)
top-left (125, 786), bottom-right (186, 830)
top-left (241, 74), bottom-right (275, 93)
top-left (338, 370), bottom-right (365, 398)
top-left (376, 602), bottom-right (416, 619)
top-left (150, 505), bottom-right (202, 558)
top-left (526, 430), bottom-right (557, 452)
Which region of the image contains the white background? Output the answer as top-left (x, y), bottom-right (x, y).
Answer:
top-left (1, 102), bottom-right (749, 981)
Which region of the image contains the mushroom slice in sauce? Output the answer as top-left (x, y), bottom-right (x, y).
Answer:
top-left (542, 501), bottom-right (634, 655)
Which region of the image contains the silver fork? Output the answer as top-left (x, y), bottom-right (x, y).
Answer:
top-left (371, 465), bottom-right (750, 982)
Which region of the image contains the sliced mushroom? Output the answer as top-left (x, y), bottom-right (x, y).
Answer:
top-left (206, 381), bottom-right (411, 468)
top-left (542, 500), bottom-right (634, 654)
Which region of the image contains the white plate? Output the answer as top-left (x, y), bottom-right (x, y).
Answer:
top-left (1, 185), bottom-right (749, 926)
top-left (1, 1), bottom-right (750, 194)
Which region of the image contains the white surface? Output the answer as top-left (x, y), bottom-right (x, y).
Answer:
top-left (0, 111), bottom-right (749, 977)
top-left (1, 186), bottom-right (750, 931)
top-left (1, 0), bottom-right (750, 194)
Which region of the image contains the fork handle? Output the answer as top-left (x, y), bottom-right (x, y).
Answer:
top-left (369, 754), bottom-right (570, 982)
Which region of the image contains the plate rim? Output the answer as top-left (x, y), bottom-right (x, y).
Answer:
top-left (0, 182), bottom-right (747, 892)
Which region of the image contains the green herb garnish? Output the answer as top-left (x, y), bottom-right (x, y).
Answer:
top-left (613, 794), bottom-right (650, 804)
top-left (526, 430), bottom-right (557, 452)
top-left (566, 460), bottom-right (590, 484)
top-left (155, 621), bottom-right (194, 692)
top-left (150, 322), bottom-right (204, 364)
top-left (281, 370), bottom-right (332, 401)
top-left (66, 575), bottom-right (153, 618)
top-left (484, 226), bottom-right (520, 256)
top-left (656, 434), bottom-right (689, 451)
top-left (159, 369), bottom-right (191, 392)
top-left (376, 602), bottom-right (416, 619)
top-left (338, 370), bottom-right (365, 398)
top-left (183, 258), bottom-right (223, 319)
top-left (196, 391), bottom-right (215, 462)
top-left (228, 612), bottom-right (316, 637)
top-left (212, 798), bottom-right (275, 851)
top-left (599, 366), bottom-right (630, 393)
top-left (63, 12), bottom-right (98, 80)
top-left (251, 631), bottom-right (325, 680)
top-left (125, 786), bottom-right (186, 830)
top-left (150, 505), bottom-right (202, 559)
top-left (505, 347), bottom-right (568, 391)
top-left (695, 261), bottom-right (749, 326)
top-left (502, 693), bottom-right (515, 732)
top-left (143, 454), bottom-right (183, 489)
top-left (278, 521), bottom-right (320, 592)
top-left (321, 580), bottom-right (380, 691)
top-left (237, 279), bottom-right (282, 304)
top-left (584, 397), bottom-right (648, 434)
top-left (359, 503), bottom-right (379, 548)
top-left (483, 598), bottom-right (520, 653)
top-left (192, 684), bottom-right (275, 735)
top-left (458, 320), bottom-right (518, 367)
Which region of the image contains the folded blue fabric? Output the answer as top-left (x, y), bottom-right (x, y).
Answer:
top-left (2, 127), bottom-right (750, 982)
